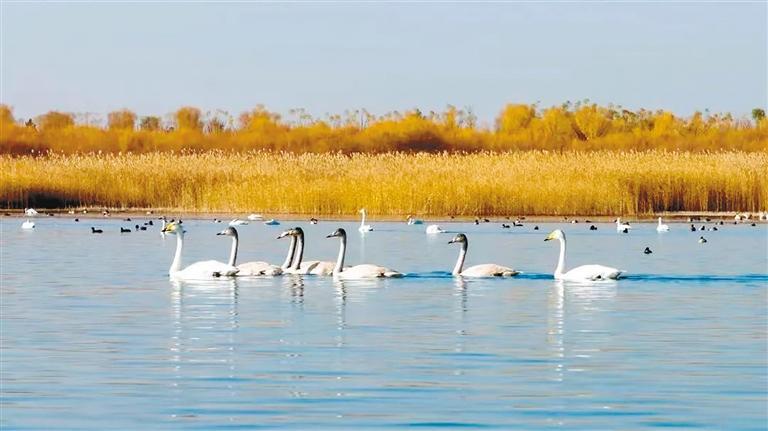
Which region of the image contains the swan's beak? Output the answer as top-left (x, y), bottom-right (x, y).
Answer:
top-left (544, 232), bottom-right (555, 241)
top-left (447, 239), bottom-right (455, 244)
top-left (326, 232), bottom-right (336, 238)
top-left (277, 231), bottom-right (289, 239)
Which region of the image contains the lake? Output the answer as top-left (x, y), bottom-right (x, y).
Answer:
top-left (2, 217), bottom-right (767, 430)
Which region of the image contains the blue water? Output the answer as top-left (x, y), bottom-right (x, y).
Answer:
top-left (2, 217), bottom-right (767, 430)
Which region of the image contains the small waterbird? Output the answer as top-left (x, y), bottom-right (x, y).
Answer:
top-left (699, 236), bottom-right (708, 244)
top-left (91, 227), bottom-right (103, 234)
top-left (644, 247), bottom-right (653, 254)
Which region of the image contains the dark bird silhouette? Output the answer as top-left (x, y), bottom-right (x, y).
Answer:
top-left (501, 224), bottom-right (510, 229)
top-left (120, 227), bottom-right (131, 233)
top-left (91, 227), bottom-right (103, 234)
top-left (589, 225), bottom-right (598, 231)
top-left (644, 247), bottom-right (653, 254)
top-left (699, 236), bottom-right (707, 243)
top-left (621, 228), bottom-right (629, 234)
top-left (533, 225), bottom-right (539, 230)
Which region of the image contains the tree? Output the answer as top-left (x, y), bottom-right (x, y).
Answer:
top-left (175, 107), bottom-right (202, 131)
top-left (752, 108), bottom-right (766, 123)
top-left (38, 111), bottom-right (74, 131)
top-left (107, 109), bottom-right (136, 130)
top-left (140, 116), bottom-right (161, 131)
top-left (497, 104), bottom-right (535, 134)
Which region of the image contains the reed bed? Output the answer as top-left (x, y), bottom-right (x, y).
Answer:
top-left (1, 151), bottom-right (765, 215)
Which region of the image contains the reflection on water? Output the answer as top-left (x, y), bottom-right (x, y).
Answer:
top-left (2, 220), bottom-right (766, 429)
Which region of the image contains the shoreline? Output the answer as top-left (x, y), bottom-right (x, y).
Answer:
top-left (4, 209), bottom-right (763, 223)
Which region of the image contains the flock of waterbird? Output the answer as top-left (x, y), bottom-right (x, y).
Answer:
top-left (16, 207), bottom-right (766, 282)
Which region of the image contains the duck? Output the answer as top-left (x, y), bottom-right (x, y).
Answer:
top-left (91, 227), bottom-right (103, 234)
top-left (589, 225), bottom-right (598, 231)
top-left (699, 236), bottom-right (708, 244)
top-left (120, 227), bottom-right (131, 233)
top-left (643, 247), bottom-right (653, 254)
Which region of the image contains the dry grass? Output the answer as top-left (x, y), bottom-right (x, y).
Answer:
top-left (1, 151), bottom-right (765, 215)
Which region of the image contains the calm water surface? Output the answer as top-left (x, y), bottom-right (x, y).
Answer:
top-left (2, 217), bottom-right (767, 430)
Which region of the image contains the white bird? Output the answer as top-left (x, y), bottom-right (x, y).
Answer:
top-left (544, 229), bottom-right (624, 281)
top-left (406, 215), bottom-right (423, 225)
top-left (358, 208), bottom-right (373, 232)
top-left (448, 233), bottom-right (518, 277)
top-left (615, 217), bottom-right (632, 232)
top-left (326, 228), bottom-right (402, 279)
top-left (161, 222), bottom-right (239, 279)
top-left (229, 219), bottom-right (248, 226)
top-left (216, 227), bottom-right (282, 276)
top-left (21, 219), bottom-right (35, 229)
top-left (425, 224), bottom-right (446, 234)
top-left (278, 227), bottom-right (335, 275)
top-left (656, 216), bottom-right (670, 232)
top-left (160, 216), bottom-right (168, 237)
top-left (263, 219), bottom-right (280, 226)
top-left (24, 208), bottom-right (38, 216)
top-left (247, 213), bottom-right (263, 221)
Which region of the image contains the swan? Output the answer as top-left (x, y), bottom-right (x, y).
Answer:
top-left (216, 227), bottom-right (282, 276)
top-left (544, 229), bottom-right (624, 281)
top-left (656, 217), bottom-right (670, 232)
top-left (21, 219), bottom-right (35, 229)
top-left (24, 208), bottom-right (38, 216)
top-left (263, 219), bottom-right (280, 226)
top-left (247, 213), bottom-right (263, 221)
top-left (229, 219), bottom-right (248, 226)
top-left (407, 215), bottom-right (423, 225)
top-left (161, 221), bottom-right (239, 279)
top-left (358, 209), bottom-right (373, 232)
top-left (326, 228), bottom-right (402, 279)
top-left (278, 227), bottom-right (335, 275)
top-left (615, 217), bottom-right (632, 232)
top-left (425, 224), bottom-right (446, 234)
top-left (448, 233), bottom-right (518, 277)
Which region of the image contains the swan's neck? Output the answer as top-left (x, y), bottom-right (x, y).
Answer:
top-left (453, 241), bottom-right (467, 276)
top-left (170, 231), bottom-right (184, 274)
top-left (360, 211), bottom-right (366, 227)
top-left (555, 236), bottom-right (566, 277)
top-left (334, 233), bottom-right (347, 275)
top-left (228, 232), bottom-right (239, 267)
top-left (658, 217), bottom-right (662, 225)
top-left (281, 236), bottom-right (297, 269)
top-left (291, 232), bottom-right (305, 270)
top-left (161, 219), bottom-right (167, 230)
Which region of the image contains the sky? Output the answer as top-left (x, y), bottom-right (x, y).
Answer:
top-left (1, 1), bottom-right (766, 125)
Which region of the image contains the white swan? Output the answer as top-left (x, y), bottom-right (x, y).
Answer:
top-left (161, 221), bottom-right (239, 279)
top-left (615, 217), bottom-right (632, 232)
top-left (21, 219), bottom-right (35, 229)
top-left (358, 209), bottom-right (373, 232)
top-left (278, 227), bottom-right (335, 275)
top-left (448, 233), bottom-right (518, 277)
top-left (229, 219), bottom-right (248, 226)
top-left (544, 229), bottom-right (624, 281)
top-left (407, 215), bottom-right (423, 225)
top-left (656, 217), bottom-right (670, 232)
top-left (247, 213), bottom-right (263, 221)
top-left (24, 208), bottom-right (38, 216)
top-left (326, 228), bottom-right (402, 279)
top-left (425, 224), bottom-right (446, 234)
top-left (217, 227), bottom-right (282, 276)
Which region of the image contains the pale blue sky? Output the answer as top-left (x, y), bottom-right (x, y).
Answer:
top-left (1, 2), bottom-right (766, 124)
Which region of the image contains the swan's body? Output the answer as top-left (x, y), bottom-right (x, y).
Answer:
top-left (217, 227), bottom-right (282, 276)
top-left (229, 219), bottom-right (248, 226)
top-left (247, 213), bottom-right (263, 221)
top-left (162, 222), bottom-right (239, 279)
top-left (358, 209), bottom-right (373, 232)
top-left (656, 217), bottom-right (670, 232)
top-left (326, 228), bottom-right (402, 279)
top-left (21, 219), bottom-right (35, 229)
top-left (615, 217), bottom-right (632, 232)
top-left (545, 229), bottom-right (624, 281)
top-left (407, 215), bottom-right (423, 225)
top-left (278, 227), bottom-right (335, 275)
top-left (426, 224), bottom-right (446, 234)
top-left (24, 208), bottom-right (38, 216)
top-left (263, 219), bottom-right (280, 226)
top-left (448, 233), bottom-right (518, 277)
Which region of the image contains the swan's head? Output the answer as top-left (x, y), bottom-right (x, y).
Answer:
top-left (358, 209), bottom-right (366, 214)
top-left (448, 233), bottom-right (467, 244)
top-left (326, 228), bottom-right (347, 239)
top-left (544, 229), bottom-right (565, 241)
top-left (277, 228), bottom-right (298, 239)
top-left (162, 221), bottom-right (183, 235)
top-left (217, 226), bottom-right (237, 237)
